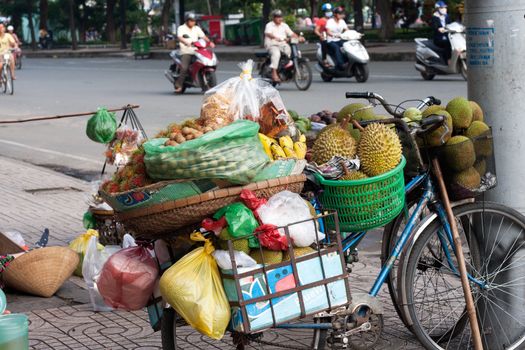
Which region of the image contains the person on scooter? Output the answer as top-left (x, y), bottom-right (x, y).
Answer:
top-left (314, 3), bottom-right (333, 67)
top-left (264, 10), bottom-right (300, 83)
top-left (0, 23), bottom-right (17, 80)
top-left (175, 13), bottom-right (215, 93)
top-left (325, 7), bottom-right (348, 71)
top-left (431, 1), bottom-right (452, 64)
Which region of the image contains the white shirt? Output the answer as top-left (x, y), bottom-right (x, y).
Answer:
top-left (177, 24), bottom-right (206, 55)
top-left (325, 18), bottom-right (348, 42)
top-left (264, 21), bottom-right (294, 47)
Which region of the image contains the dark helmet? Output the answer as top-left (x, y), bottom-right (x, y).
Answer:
top-left (333, 6), bottom-right (344, 15)
top-left (272, 9), bottom-right (284, 18)
top-left (435, 1), bottom-right (447, 8)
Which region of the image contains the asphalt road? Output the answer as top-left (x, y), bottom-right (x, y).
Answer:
top-left (0, 58), bottom-right (466, 179)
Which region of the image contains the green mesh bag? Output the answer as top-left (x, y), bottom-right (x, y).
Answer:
top-left (86, 108), bottom-right (117, 143)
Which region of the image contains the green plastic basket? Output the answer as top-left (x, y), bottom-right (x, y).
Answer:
top-left (315, 157), bottom-right (406, 232)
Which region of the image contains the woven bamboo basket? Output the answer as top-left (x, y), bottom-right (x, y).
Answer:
top-left (3, 247), bottom-right (79, 298)
top-left (117, 174), bottom-right (306, 239)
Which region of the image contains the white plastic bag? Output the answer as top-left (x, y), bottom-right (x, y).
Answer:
top-left (212, 250), bottom-right (257, 270)
top-left (257, 191), bottom-right (324, 247)
top-left (82, 236), bottom-right (117, 312)
top-left (122, 233), bottom-right (137, 249)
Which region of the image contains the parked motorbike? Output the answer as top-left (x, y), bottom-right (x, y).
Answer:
top-left (256, 35), bottom-right (313, 91)
top-left (414, 22), bottom-right (467, 81)
top-left (315, 30), bottom-right (370, 83)
top-left (164, 35), bottom-right (218, 94)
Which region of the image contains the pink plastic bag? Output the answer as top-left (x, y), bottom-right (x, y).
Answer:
top-left (98, 246), bottom-right (159, 310)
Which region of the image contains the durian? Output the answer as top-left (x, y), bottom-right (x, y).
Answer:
top-left (219, 228), bottom-right (250, 254)
top-left (340, 170), bottom-right (368, 181)
top-left (446, 97), bottom-right (473, 130)
top-left (443, 136), bottom-right (476, 172)
top-left (453, 167), bottom-right (481, 190)
top-left (474, 159), bottom-right (487, 176)
top-left (283, 246), bottom-right (316, 261)
top-left (422, 105), bottom-right (445, 118)
top-left (312, 123), bottom-right (357, 164)
top-left (465, 121), bottom-right (492, 157)
top-left (469, 101), bottom-right (484, 122)
top-left (250, 249), bottom-right (283, 265)
top-left (420, 110), bottom-right (453, 147)
top-left (357, 123), bottom-right (403, 176)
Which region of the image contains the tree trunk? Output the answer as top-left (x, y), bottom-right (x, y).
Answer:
top-left (376, 0), bottom-right (395, 40)
top-left (310, 0), bottom-right (318, 18)
top-left (262, 0), bottom-right (271, 45)
top-left (26, 0), bottom-right (37, 50)
top-left (120, 0), bottom-right (127, 49)
top-left (107, 0), bottom-right (117, 44)
top-left (68, 0), bottom-right (78, 49)
top-left (161, 0), bottom-right (172, 33)
top-left (79, 0), bottom-right (87, 43)
top-left (39, 0), bottom-right (48, 30)
top-left (353, 0), bottom-right (364, 32)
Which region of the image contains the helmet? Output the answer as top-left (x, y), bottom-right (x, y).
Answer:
top-left (184, 13), bottom-right (196, 22)
top-left (7, 25), bottom-right (13, 31)
top-left (321, 3), bottom-right (332, 12)
top-left (271, 9), bottom-right (283, 18)
top-left (435, 1), bottom-right (447, 8)
top-left (333, 6), bottom-right (344, 14)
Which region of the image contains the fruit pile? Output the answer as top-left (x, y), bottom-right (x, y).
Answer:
top-left (105, 127), bottom-right (142, 167)
top-left (101, 148), bottom-right (152, 193)
top-left (259, 134), bottom-right (307, 160)
top-left (156, 118), bottom-right (227, 147)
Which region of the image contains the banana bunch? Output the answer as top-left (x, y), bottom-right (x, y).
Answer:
top-left (259, 134), bottom-right (307, 160)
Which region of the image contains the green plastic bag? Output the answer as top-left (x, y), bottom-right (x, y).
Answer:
top-left (214, 202), bottom-right (259, 239)
top-left (82, 211), bottom-right (96, 230)
top-left (86, 108), bottom-right (117, 143)
top-left (144, 120), bottom-right (269, 184)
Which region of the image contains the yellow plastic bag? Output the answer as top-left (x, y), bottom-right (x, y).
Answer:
top-left (69, 229), bottom-right (104, 277)
top-left (159, 232), bottom-right (230, 339)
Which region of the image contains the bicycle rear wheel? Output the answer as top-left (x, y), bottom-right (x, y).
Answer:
top-left (402, 201), bottom-right (525, 350)
top-left (4, 68), bottom-right (13, 95)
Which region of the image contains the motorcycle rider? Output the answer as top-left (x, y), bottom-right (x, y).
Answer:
top-left (264, 10), bottom-right (300, 83)
top-left (314, 3), bottom-right (333, 67)
top-left (175, 13), bottom-right (215, 93)
top-left (325, 7), bottom-right (348, 71)
top-left (0, 23), bottom-right (17, 80)
top-left (431, 1), bottom-right (452, 64)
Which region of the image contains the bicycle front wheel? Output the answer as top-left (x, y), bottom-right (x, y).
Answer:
top-left (402, 201), bottom-right (525, 350)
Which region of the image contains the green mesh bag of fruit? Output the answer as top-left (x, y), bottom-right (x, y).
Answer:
top-left (86, 108), bottom-right (118, 143)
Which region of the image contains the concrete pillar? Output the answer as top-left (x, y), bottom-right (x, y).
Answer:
top-left (465, 0), bottom-right (525, 213)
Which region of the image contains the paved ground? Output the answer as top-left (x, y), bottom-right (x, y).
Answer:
top-left (0, 155), bottom-right (424, 349)
top-left (0, 58), bottom-right (466, 180)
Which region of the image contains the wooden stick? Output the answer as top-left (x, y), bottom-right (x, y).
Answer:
top-left (0, 104), bottom-right (140, 124)
top-left (432, 158), bottom-right (484, 350)
top-left (351, 119), bottom-right (365, 131)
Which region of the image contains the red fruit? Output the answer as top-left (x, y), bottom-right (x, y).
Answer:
top-left (108, 182), bottom-right (121, 193)
top-left (130, 175), bottom-right (146, 188)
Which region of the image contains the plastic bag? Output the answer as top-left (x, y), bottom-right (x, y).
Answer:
top-left (159, 232), bottom-right (230, 339)
top-left (105, 126), bottom-right (143, 167)
top-left (200, 60), bottom-right (297, 138)
top-left (201, 217), bottom-right (227, 236)
top-left (97, 245), bottom-right (158, 310)
top-left (240, 189), bottom-right (267, 221)
top-left (86, 108), bottom-right (117, 144)
top-left (82, 236), bottom-right (115, 312)
top-left (257, 191), bottom-right (324, 247)
top-left (69, 230), bottom-right (104, 277)
top-left (144, 120), bottom-right (269, 184)
top-left (214, 202), bottom-right (258, 238)
top-left (82, 212), bottom-right (96, 230)
top-left (3, 231), bottom-right (28, 251)
top-left (255, 224), bottom-right (289, 251)
top-left (212, 249), bottom-right (257, 270)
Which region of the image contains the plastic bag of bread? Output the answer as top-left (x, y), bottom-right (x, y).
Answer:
top-left (97, 245), bottom-right (158, 310)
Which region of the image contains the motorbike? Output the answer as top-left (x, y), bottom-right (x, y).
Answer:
top-left (256, 35), bottom-right (313, 91)
top-left (14, 48), bottom-right (21, 70)
top-left (164, 35), bottom-right (218, 94)
top-left (315, 30), bottom-right (370, 83)
top-left (414, 22), bottom-right (467, 81)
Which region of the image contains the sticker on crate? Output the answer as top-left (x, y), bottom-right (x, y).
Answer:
top-left (222, 251), bottom-right (348, 332)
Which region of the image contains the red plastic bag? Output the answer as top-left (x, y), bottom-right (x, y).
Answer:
top-left (98, 246), bottom-right (159, 310)
top-left (255, 224), bottom-right (289, 251)
top-left (240, 189), bottom-right (267, 221)
top-left (201, 216), bottom-right (227, 236)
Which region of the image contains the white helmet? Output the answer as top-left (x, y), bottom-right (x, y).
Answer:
top-left (7, 25), bottom-right (13, 31)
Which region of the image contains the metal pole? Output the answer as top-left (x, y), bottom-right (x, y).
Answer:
top-left (465, 0), bottom-right (525, 213)
top-left (173, 0), bottom-right (180, 29)
top-left (432, 158), bottom-right (484, 350)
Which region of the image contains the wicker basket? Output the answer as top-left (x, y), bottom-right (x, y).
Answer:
top-left (3, 247), bottom-right (79, 298)
top-left (117, 174), bottom-right (306, 239)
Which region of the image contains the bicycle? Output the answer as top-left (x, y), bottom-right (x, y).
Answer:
top-left (0, 50), bottom-right (14, 95)
top-left (159, 92), bottom-right (525, 350)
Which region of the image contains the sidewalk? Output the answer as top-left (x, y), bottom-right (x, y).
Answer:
top-left (23, 42), bottom-right (415, 62)
top-left (0, 156), bottom-right (423, 349)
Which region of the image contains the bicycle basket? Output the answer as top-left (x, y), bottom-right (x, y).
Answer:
top-left (437, 128), bottom-right (496, 201)
top-left (315, 156), bottom-right (406, 232)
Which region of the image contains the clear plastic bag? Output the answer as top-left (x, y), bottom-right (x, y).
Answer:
top-left (212, 249), bottom-right (257, 270)
top-left (69, 230), bottom-right (104, 277)
top-left (105, 126), bottom-right (143, 167)
top-left (82, 236), bottom-right (115, 312)
top-left (199, 60), bottom-right (297, 139)
top-left (144, 120), bottom-right (269, 184)
top-left (159, 232), bottom-right (230, 339)
top-left (97, 246), bottom-right (159, 310)
top-left (257, 191), bottom-right (324, 247)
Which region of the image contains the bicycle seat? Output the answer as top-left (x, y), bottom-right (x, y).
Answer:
top-left (255, 51), bottom-right (269, 58)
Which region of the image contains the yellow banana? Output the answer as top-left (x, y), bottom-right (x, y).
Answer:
top-left (259, 133), bottom-right (275, 161)
top-left (270, 144), bottom-right (287, 159)
top-left (293, 142), bottom-right (307, 159)
top-left (299, 133), bottom-right (306, 143)
top-left (279, 135), bottom-right (294, 150)
top-left (283, 146), bottom-right (297, 158)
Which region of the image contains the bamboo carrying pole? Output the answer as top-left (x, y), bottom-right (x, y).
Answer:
top-left (432, 158), bottom-right (484, 350)
top-left (0, 105), bottom-right (140, 124)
